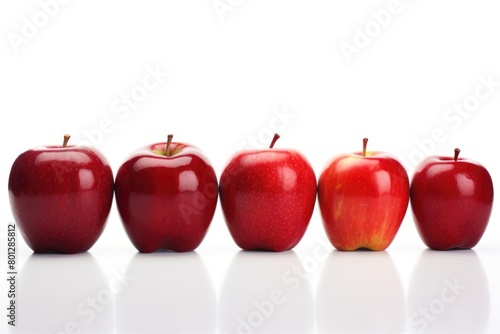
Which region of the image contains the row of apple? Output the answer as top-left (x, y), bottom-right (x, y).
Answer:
top-left (8, 134), bottom-right (494, 254)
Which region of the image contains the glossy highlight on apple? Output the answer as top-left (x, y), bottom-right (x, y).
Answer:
top-left (7, 134), bottom-right (495, 254)
top-left (8, 135), bottom-right (114, 254)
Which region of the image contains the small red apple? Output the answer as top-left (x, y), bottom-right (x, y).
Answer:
top-left (410, 148), bottom-right (494, 250)
top-left (8, 135), bottom-right (114, 254)
top-left (219, 134), bottom-right (317, 251)
top-left (115, 135), bottom-right (218, 253)
top-left (318, 138), bottom-right (410, 251)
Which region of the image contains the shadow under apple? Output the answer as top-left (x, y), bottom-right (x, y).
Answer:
top-left (407, 249), bottom-right (490, 334)
top-left (219, 251), bottom-right (314, 334)
top-left (115, 251), bottom-right (216, 334)
top-left (11, 252), bottom-right (112, 334)
top-left (316, 250), bottom-right (406, 334)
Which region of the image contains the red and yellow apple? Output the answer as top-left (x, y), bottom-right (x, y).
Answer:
top-left (318, 138), bottom-right (410, 251)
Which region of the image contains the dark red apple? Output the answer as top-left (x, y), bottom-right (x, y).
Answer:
top-left (410, 148), bottom-right (494, 250)
top-left (8, 135), bottom-right (114, 254)
top-left (219, 134), bottom-right (316, 251)
top-left (115, 135), bottom-right (218, 253)
top-left (318, 138), bottom-right (410, 251)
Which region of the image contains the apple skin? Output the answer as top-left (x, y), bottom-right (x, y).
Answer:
top-left (8, 145), bottom-right (114, 254)
top-left (318, 151), bottom-right (410, 251)
top-left (219, 148), bottom-right (316, 251)
top-left (410, 154), bottom-right (494, 250)
top-left (115, 142), bottom-right (218, 253)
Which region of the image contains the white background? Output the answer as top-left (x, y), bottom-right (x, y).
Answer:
top-left (1, 0), bottom-right (499, 333)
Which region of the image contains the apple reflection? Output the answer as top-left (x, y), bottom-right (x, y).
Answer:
top-left (407, 250), bottom-right (489, 334)
top-left (317, 251), bottom-right (405, 334)
top-left (12, 253), bottom-right (112, 334)
top-left (219, 251), bottom-right (314, 334)
top-left (115, 252), bottom-right (216, 334)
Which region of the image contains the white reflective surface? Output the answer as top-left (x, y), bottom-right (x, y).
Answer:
top-left (317, 251), bottom-right (406, 334)
top-left (407, 250), bottom-right (490, 334)
top-left (5, 241), bottom-right (500, 334)
top-left (11, 253), bottom-right (113, 334)
top-left (115, 252), bottom-right (216, 334)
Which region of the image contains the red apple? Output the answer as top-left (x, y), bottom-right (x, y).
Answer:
top-left (8, 135), bottom-right (114, 254)
top-left (318, 138), bottom-right (410, 251)
top-left (410, 148), bottom-right (494, 250)
top-left (219, 134), bottom-right (316, 251)
top-left (115, 135), bottom-right (218, 253)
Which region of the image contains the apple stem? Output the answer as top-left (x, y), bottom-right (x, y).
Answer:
top-left (362, 138), bottom-right (368, 157)
top-left (454, 148), bottom-right (460, 161)
top-left (269, 133), bottom-right (280, 149)
top-left (62, 134), bottom-right (71, 148)
top-left (166, 134), bottom-right (173, 157)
